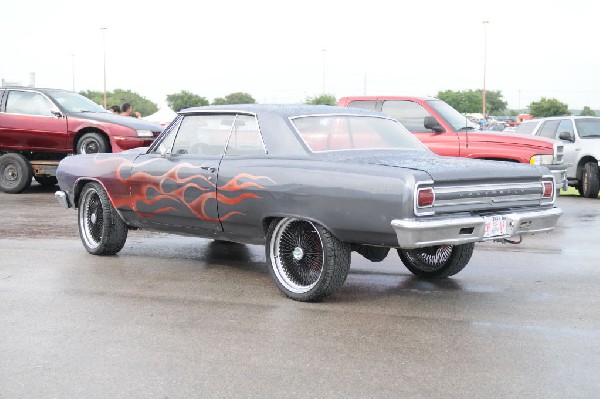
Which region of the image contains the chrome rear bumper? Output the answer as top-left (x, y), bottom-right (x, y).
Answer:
top-left (392, 207), bottom-right (563, 249)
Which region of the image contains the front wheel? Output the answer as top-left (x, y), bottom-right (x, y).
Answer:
top-left (76, 132), bottom-right (110, 154)
top-left (398, 243), bottom-right (475, 278)
top-left (266, 218), bottom-right (350, 302)
top-left (579, 161), bottom-right (599, 198)
top-left (78, 182), bottom-right (128, 255)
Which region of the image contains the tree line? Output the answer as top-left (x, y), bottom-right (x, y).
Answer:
top-left (80, 89), bottom-right (595, 118)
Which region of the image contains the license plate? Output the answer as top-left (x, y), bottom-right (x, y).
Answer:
top-left (484, 215), bottom-right (507, 238)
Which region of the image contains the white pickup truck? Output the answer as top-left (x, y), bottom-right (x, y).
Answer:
top-left (515, 116), bottom-right (600, 198)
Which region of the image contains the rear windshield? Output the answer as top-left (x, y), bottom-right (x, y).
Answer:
top-left (290, 115), bottom-right (426, 152)
top-left (515, 121), bottom-right (538, 134)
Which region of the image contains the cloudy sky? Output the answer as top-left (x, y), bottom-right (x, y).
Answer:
top-left (2, 0), bottom-right (598, 110)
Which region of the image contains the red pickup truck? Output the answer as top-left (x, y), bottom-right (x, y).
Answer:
top-left (338, 96), bottom-right (567, 189)
top-left (0, 87), bottom-right (164, 193)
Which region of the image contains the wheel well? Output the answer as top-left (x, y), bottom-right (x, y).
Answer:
top-left (576, 156), bottom-right (598, 180)
top-left (262, 217), bottom-right (280, 234)
top-left (73, 128), bottom-right (111, 153)
top-left (73, 178), bottom-right (97, 207)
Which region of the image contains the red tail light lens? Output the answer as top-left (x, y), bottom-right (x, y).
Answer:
top-left (417, 187), bottom-right (435, 207)
top-left (542, 181), bottom-right (553, 198)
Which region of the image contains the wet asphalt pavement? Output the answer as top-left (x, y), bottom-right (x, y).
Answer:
top-left (1, 183), bottom-right (599, 398)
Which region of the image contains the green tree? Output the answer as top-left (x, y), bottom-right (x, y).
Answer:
top-left (305, 93), bottom-right (337, 105)
top-left (212, 92), bottom-right (256, 105)
top-left (166, 90), bottom-right (209, 112)
top-left (580, 106), bottom-right (596, 116)
top-left (528, 97), bottom-right (570, 117)
top-left (436, 89), bottom-right (507, 115)
top-left (79, 89), bottom-right (158, 117)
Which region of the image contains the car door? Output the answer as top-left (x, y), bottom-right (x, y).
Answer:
top-left (554, 119), bottom-right (579, 178)
top-left (0, 89), bottom-right (68, 151)
top-left (128, 113), bottom-right (234, 233)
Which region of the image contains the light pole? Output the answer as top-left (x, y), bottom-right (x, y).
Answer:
top-left (101, 27), bottom-right (107, 109)
top-left (482, 20), bottom-right (489, 121)
top-left (322, 48), bottom-right (327, 94)
top-left (71, 54), bottom-right (75, 92)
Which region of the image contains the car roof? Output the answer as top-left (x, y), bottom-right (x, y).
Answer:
top-left (180, 104), bottom-right (385, 118)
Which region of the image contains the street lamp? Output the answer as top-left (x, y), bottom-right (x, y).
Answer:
top-left (71, 54), bottom-right (75, 92)
top-left (482, 20), bottom-right (489, 121)
top-left (101, 27), bottom-right (107, 109)
top-left (322, 48), bottom-right (327, 94)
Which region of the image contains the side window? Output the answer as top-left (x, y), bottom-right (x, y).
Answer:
top-left (381, 100), bottom-right (432, 132)
top-left (538, 120), bottom-right (560, 139)
top-left (347, 100), bottom-right (377, 111)
top-left (6, 91), bottom-right (54, 116)
top-left (0, 89), bottom-right (5, 110)
top-left (556, 119), bottom-right (574, 137)
top-left (225, 115), bottom-right (265, 156)
top-left (514, 121), bottom-right (537, 134)
top-left (171, 114), bottom-right (234, 156)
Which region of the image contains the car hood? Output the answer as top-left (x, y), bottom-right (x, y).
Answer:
top-left (320, 150), bottom-right (545, 182)
top-left (69, 112), bottom-right (164, 131)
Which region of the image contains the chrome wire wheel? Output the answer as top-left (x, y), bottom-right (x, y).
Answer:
top-left (270, 218), bottom-right (324, 294)
top-left (398, 243), bottom-right (474, 279)
top-left (402, 245), bottom-right (453, 272)
top-left (79, 187), bottom-right (104, 250)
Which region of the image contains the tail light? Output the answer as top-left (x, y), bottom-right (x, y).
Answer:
top-left (542, 181), bottom-right (553, 199)
top-left (417, 187), bottom-right (435, 208)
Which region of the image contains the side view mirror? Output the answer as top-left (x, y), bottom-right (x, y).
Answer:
top-left (424, 116), bottom-right (444, 133)
top-left (558, 131), bottom-right (574, 142)
top-left (50, 107), bottom-right (63, 118)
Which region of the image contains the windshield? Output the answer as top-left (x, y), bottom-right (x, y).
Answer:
top-left (290, 115), bottom-right (427, 152)
top-left (426, 100), bottom-right (480, 131)
top-left (49, 91), bottom-right (108, 113)
top-left (575, 118), bottom-right (600, 138)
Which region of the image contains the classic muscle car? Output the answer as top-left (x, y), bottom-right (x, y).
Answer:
top-left (55, 105), bottom-right (562, 301)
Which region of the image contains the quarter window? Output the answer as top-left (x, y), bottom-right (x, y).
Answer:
top-left (6, 91), bottom-right (54, 116)
top-left (381, 100), bottom-right (432, 132)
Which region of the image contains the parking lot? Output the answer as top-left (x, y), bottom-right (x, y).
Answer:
top-left (1, 183), bottom-right (599, 398)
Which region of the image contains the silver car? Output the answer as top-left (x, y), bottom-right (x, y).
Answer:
top-left (515, 116), bottom-right (600, 198)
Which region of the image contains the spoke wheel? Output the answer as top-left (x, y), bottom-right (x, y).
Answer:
top-left (78, 182), bottom-right (128, 255)
top-left (398, 242), bottom-right (474, 279)
top-left (0, 153), bottom-right (32, 194)
top-left (267, 218), bottom-right (350, 302)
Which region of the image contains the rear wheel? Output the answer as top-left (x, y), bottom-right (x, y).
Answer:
top-left (266, 217), bottom-right (350, 302)
top-left (0, 153), bottom-right (32, 194)
top-left (78, 182), bottom-right (128, 255)
top-left (76, 132), bottom-right (110, 154)
top-left (579, 161), bottom-right (599, 198)
top-left (398, 243), bottom-right (475, 278)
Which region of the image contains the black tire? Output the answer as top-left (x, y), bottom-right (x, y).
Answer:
top-left (398, 243), bottom-right (475, 279)
top-left (0, 153), bottom-right (32, 194)
top-left (266, 217), bottom-right (351, 302)
top-left (579, 161), bottom-right (599, 198)
top-left (34, 176), bottom-right (58, 187)
top-left (78, 182), bottom-right (128, 255)
top-left (76, 132), bottom-right (110, 154)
